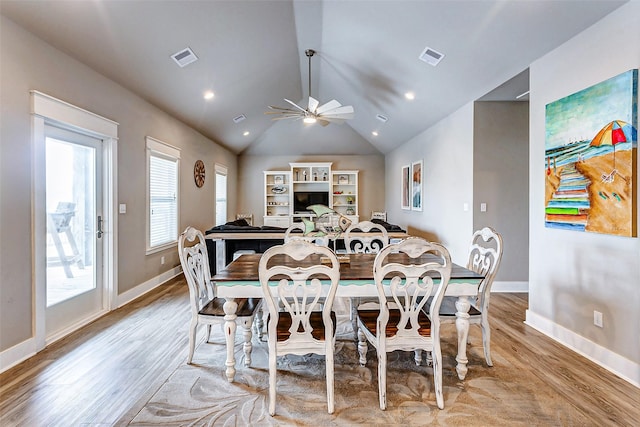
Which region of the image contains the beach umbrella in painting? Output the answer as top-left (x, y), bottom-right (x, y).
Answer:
top-left (589, 120), bottom-right (634, 171)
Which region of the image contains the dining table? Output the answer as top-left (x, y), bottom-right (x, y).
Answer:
top-left (212, 252), bottom-right (485, 383)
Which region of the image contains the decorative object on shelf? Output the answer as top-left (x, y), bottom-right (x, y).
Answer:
top-left (274, 175), bottom-right (284, 185)
top-left (346, 196), bottom-right (354, 205)
top-left (193, 160), bottom-right (205, 188)
top-left (401, 164), bottom-right (410, 210)
top-left (313, 172), bottom-right (318, 181)
top-left (266, 49), bottom-right (354, 126)
top-left (303, 170), bottom-right (307, 181)
top-left (300, 204), bottom-right (352, 239)
top-left (338, 175), bottom-right (349, 185)
top-left (323, 171), bottom-right (328, 181)
top-left (411, 160), bottom-right (422, 211)
top-left (271, 185), bottom-right (286, 194)
top-left (346, 207), bottom-right (355, 215)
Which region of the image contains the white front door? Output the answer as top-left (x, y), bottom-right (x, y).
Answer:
top-left (44, 125), bottom-right (105, 338)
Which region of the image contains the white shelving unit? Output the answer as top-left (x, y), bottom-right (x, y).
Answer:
top-left (262, 163), bottom-right (359, 226)
top-left (263, 171), bottom-right (292, 228)
top-left (331, 170), bottom-right (359, 223)
top-left (290, 162), bottom-right (332, 221)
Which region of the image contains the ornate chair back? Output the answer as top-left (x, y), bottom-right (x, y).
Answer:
top-left (343, 220), bottom-right (389, 254)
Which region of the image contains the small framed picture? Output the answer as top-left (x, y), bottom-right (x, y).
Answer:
top-left (338, 175), bottom-right (349, 185)
top-left (401, 165), bottom-right (410, 210)
top-left (274, 175), bottom-right (284, 185)
top-left (411, 160), bottom-right (423, 211)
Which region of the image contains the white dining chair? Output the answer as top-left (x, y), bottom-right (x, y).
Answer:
top-left (424, 227), bottom-right (503, 366)
top-left (343, 220), bottom-right (390, 334)
top-left (178, 226), bottom-right (262, 365)
top-left (258, 239), bottom-right (341, 415)
top-left (356, 237), bottom-right (452, 410)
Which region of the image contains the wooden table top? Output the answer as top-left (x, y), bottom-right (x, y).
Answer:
top-left (212, 253), bottom-right (483, 283)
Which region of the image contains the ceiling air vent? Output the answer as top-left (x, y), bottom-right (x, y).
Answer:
top-left (418, 46), bottom-right (444, 66)
top-left (376, 114), bottom-right (388, 123)
top-left (233, 114), bottom-right (246, 124)
top-left (171, 47), bottom-right (198, 68)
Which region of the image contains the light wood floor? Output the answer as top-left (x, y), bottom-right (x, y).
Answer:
top-left (1, 276), bottom-right (637, 426)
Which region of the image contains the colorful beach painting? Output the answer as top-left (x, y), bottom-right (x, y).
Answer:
top-left (545, 69), bottom-right (638, 237)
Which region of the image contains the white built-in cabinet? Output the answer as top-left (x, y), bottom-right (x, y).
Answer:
top-left (331, 170), bottom-right (359, 222)
top-left (263, 171), bottom-right (292, 227)
top-left (263, 162), bottom-right (359, 226)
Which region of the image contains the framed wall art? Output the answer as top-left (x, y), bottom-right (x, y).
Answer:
top-left (401, 164), bottom-right (410, 210)
top-left (411, 160), bottom-right (423, 211)
top-left (544, 69), bottom-right (637, 237)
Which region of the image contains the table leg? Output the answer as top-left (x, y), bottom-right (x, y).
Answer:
top-left (223, 298), bottom-right (238, 382)
top-left (454, 296), bottom-right (471, 380)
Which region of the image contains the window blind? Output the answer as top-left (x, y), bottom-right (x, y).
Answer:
top-left (215, 167), bottom-right (227, 226)
top-left (149, 155), bottom-right (178, 247)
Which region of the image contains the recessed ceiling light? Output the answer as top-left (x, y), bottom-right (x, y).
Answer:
top-left (372, 131), bottom-right (379, 136)
top-left (203, 91), bottom-right (214, 100)
top-left (243, 131), bottom-right (250, 136)
top-left (405, 92), bottom-right (415, 100)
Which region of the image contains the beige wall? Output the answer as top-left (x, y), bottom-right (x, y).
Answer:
top-left (238, 154), bottom-right (386, 225)
top-left (473, 101), bottom-right (529, 282)
top-left (385, 103), bottom-right (475, 265)
top-left (528, 2), bottom-right (639, 380)
top-left (0, 16), bottom-right (236, 351)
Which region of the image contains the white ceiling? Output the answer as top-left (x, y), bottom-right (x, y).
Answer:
top-left (1, 0), bottom-right (627, 155)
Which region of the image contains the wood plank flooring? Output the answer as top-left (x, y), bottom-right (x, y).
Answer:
top-left (1, 277), bottom-right (638, 426)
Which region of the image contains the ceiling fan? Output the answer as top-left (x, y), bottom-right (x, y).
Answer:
top-left (266, 49), bottom-right (354, 126)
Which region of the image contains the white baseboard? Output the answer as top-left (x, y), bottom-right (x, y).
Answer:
top-left (525, 309), bottom-right (639, 388)
top-left (492, 280), bottom-right (528, 293)
top-left (0, 338), bottom-right (37, 374)
top-left (1, 267), bottom-right (183, 374)
top-left (116, 266), bottom-right (182, 308)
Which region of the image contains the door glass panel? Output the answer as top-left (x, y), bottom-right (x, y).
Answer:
top-left (46, 137), bottom-right (96, 306)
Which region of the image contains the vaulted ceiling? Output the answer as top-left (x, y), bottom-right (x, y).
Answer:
top-left (1, 0), bottom-right (627, 155)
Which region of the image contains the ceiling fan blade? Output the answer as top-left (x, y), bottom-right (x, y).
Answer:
top-left (315, 99), bottom-right (342, 115)
top-left (308, 96), bottom-right (319, 113)
top-left (267, 106), bottom-right (300, 113)
top-left (284, 98), bottom-right (307, 113)
top-left (318, 106), bottom-right (355, 120)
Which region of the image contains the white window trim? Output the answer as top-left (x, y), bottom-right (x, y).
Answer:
top-left (146, 136), bottom-right (181, 254)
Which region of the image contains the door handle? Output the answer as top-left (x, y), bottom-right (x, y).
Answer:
top-left (97, 215), bottom-right (103, 239)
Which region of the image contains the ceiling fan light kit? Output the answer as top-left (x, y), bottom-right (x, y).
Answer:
top-left (266, 49), bottom-right (354, 126)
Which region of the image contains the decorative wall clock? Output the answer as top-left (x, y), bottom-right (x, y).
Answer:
top-left (193, 160), bottom-right (205, 188)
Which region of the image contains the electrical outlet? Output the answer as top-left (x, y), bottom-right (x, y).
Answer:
top-left (161, 256), bottom-right (165, 265)
top-left (593, 310), bottom-right (603, 328)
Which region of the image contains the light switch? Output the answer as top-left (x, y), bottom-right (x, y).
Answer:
top-left (463, 202), bottom-right (469, 212)
top-left (119, 203), bottom-right (127, 214)
top-left (480, 203), bottom-right (487, 212)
